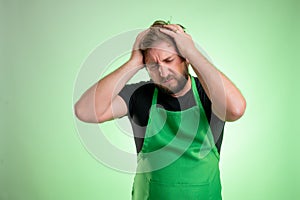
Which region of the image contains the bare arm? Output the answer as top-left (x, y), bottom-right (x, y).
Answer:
top-left (160, 25), bottom-right (246, 122)
top-left (188, 52), bottom-right (246, 122)
top-left (74, 30), bottom-right (148, 123)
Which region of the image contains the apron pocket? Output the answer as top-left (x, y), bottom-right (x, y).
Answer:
top-left (149, 180), bottom-right (210, 200)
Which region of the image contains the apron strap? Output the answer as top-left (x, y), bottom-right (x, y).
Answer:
top-left (190, 75), bottom-right (202, 107)
top-left (151, 86), bottom-right (159, 106)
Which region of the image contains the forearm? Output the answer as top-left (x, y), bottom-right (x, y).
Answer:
top-left (74, 60), bottom-right (141, 122)
top-left (187, 48), bottom-right (246, 121)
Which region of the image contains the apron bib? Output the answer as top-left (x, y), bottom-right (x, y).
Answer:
top-left (132, 76), bottom-right (222, 200)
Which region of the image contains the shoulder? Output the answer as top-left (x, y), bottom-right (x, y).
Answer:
top-left (118, 80), bottom-right (155, 114)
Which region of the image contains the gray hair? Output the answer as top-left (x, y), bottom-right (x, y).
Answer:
top-left (140, 26), bottom-right (183, 63)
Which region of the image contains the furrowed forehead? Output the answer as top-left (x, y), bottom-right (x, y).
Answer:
top-left (145, 48), bottom-right (177, 62)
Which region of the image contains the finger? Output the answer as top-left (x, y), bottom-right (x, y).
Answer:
top-left (133, 29), bottom-right (150, 50)
top-left (163, 24), bottom-right (184, 33)
top-left (159, 28), bottom-right (177, 37)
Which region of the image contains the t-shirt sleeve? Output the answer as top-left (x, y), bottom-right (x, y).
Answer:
top-left (194, 77), bottom-right (222, 120)
top-left (118, 81), bottom-right (150, 115)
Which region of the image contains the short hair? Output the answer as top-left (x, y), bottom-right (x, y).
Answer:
top-left (140, 20), bottom-right (185, 63)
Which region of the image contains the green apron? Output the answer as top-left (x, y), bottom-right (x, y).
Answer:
top-left (132, 77), bottom-right (222, 200)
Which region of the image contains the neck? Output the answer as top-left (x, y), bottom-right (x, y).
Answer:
top-left (171, 76), bottom-right (191, 98)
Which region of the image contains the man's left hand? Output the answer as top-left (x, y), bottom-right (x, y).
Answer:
top-left (159, 24), bottom-right (196, 59)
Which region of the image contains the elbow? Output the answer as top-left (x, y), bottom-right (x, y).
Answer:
top-left (226, 98), bottom-right (247, 122)
top-left (74, 102), bottom-right (96, 122)
top-left (74, 102), bottom-right (85, 121)
top-left (74, 102), bottom-right (106, 123)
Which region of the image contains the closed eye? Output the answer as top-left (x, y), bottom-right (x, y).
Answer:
top-left (162, 55), bottom-right (174, 63)
top-left (165, 59), bottom-right (173, 63)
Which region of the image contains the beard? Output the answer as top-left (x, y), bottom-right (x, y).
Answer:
top-left (155, 67), bottom-right (189, 95)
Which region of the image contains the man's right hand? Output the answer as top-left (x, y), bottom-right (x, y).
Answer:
top-left (129, 29), bottom-right (149, 68)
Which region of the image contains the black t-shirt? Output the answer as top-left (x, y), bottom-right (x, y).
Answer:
top-left (119, 76), bottom-right (225, 154)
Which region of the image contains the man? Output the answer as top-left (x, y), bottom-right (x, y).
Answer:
top-left (74, 20), bottom-right (246, 200)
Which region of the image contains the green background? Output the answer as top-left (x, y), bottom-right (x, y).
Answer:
top-left (1, 0), bottom-right (299, 199)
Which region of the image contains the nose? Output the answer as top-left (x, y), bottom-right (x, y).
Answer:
top-left (158, 64), bottom-right (169, 78)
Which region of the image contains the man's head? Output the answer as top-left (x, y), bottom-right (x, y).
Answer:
top-left (140, 20), bottom-right (189, 95)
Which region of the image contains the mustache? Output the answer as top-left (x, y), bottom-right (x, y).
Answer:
top-left (161, 75), bottom-right (175, 82)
